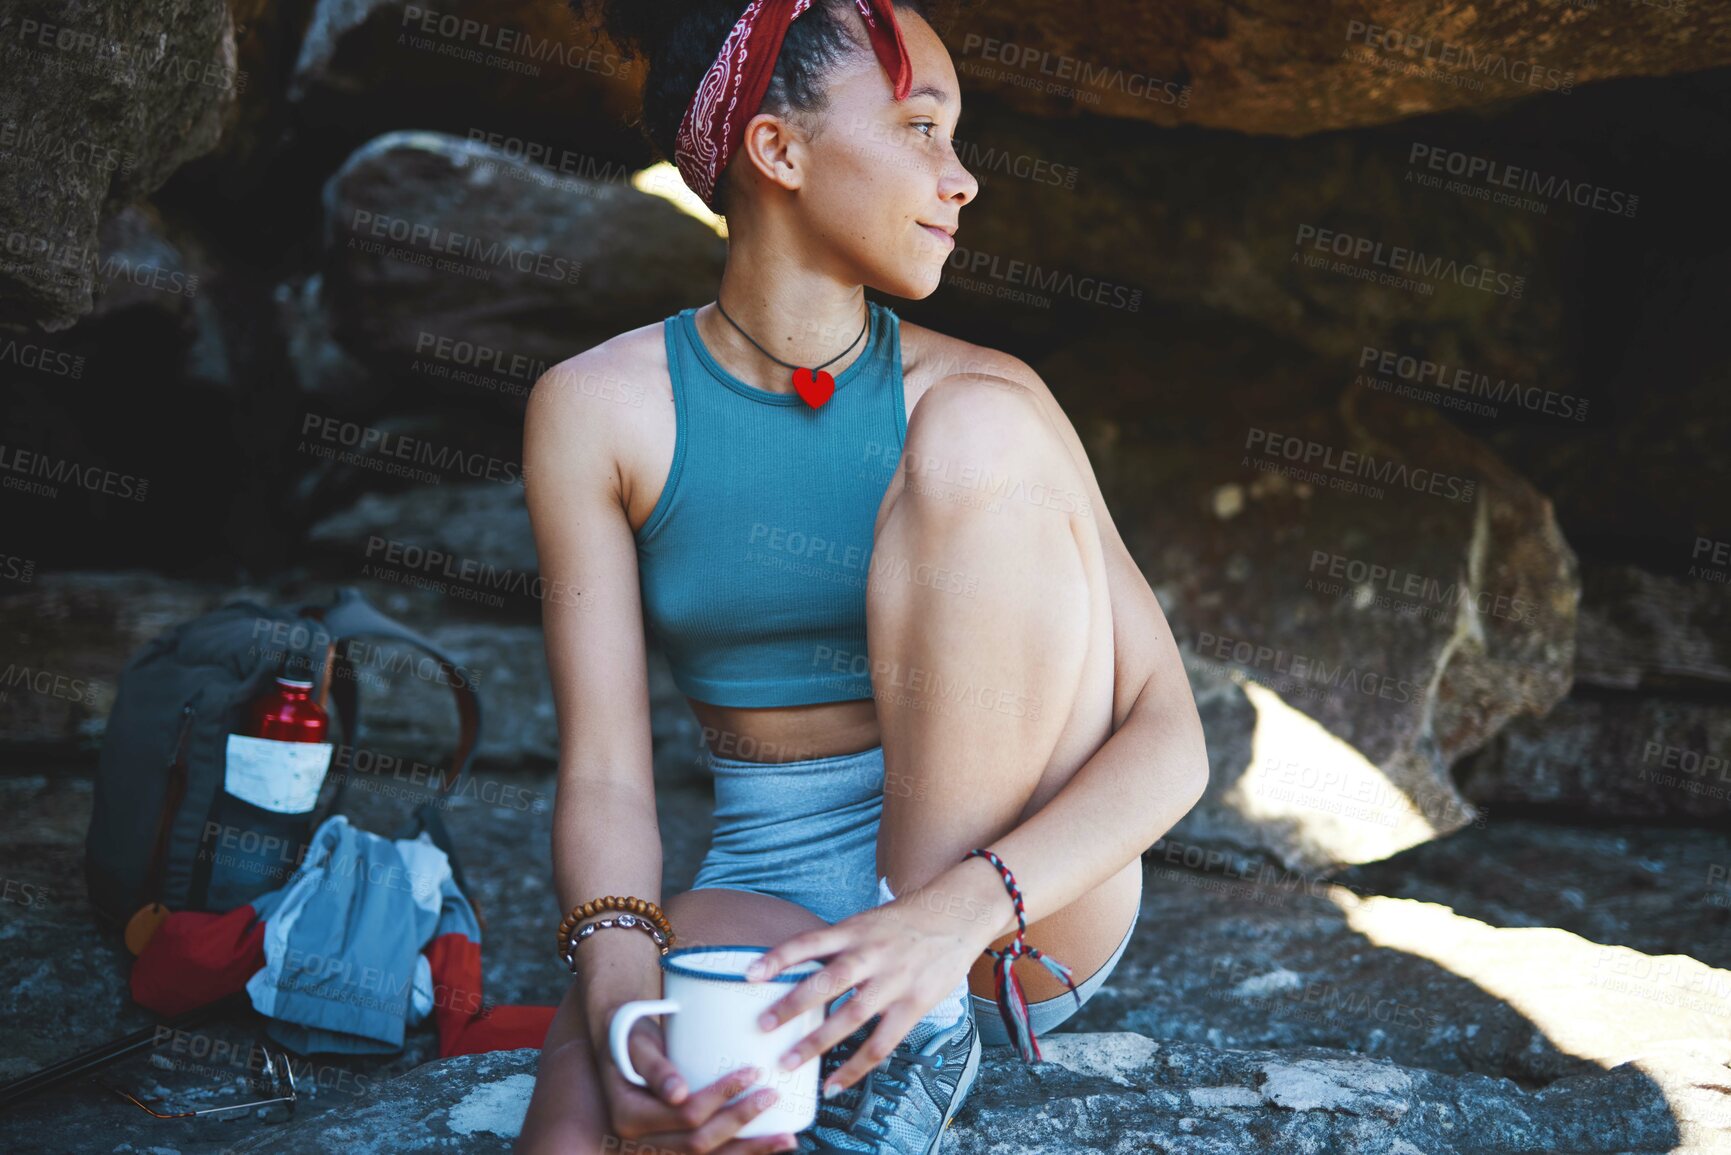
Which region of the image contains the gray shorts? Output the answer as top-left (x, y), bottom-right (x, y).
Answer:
top-left (688, 743), bottom-right (1139, 1048)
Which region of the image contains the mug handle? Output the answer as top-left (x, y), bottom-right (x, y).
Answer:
top-left (608, 999), bottom-right (680, 1087)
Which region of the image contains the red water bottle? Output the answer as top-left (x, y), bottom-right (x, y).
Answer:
top-left (248, 649), bottom-right (330, 746)
top-left (223, 649), bottom-right (334, 815)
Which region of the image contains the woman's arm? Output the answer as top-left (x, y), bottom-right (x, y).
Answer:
top-left (525, 347), bottom-right (668, 1048)
top-left (923, 359), bottom-right (1211, 944)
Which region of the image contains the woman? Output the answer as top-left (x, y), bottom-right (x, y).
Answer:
top-left (515, 2), bottom-right (1209, 1152)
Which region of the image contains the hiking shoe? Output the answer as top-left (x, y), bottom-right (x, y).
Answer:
top-left (797, 999), bottom-right (981, 1154)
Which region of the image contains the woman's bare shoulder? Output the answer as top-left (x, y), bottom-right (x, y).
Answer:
top-left (531, 320), bottom-right (671, 415)
top-left (526, 320), bottom-right (674, 505)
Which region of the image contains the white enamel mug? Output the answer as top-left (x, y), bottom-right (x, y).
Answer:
top-left (609, 945), bottom-right (827, 1138)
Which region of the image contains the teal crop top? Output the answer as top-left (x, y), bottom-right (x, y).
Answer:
top-left (634, 301), bottom-right (909, 707)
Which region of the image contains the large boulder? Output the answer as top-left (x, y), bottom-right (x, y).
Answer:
top-left (305, 483), bottom-right (538, 580)
top-left (918, 95), bottom-right (1575, 377)
top-left (938, 0), bottom-right (1731, 135)
top-left (318, 130), bottom-right (726, 404)
top-left (1460, 693), bottom-right (1731, 822)
top-left (0, 0), bottom-right (239, 330)
top-left (1455, 563), bottom-right (1731, 822)
top-left (290, 0), bottom-right (649, 171)
top-left (1047, 324), bottom-right (1578, 873)
top-left (1574, 564), bottom-right (1731, 692)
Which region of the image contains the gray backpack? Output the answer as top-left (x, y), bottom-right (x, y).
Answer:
top-left (84, 586), bottom-right (483, 927)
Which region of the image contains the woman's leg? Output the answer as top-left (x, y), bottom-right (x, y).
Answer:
top-left (866, 378), bottom-right (1143, 1006)
top-left (514, 887), bottom-right (831, 1153)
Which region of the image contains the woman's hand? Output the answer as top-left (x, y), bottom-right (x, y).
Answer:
top-left (594, 1012), bottom-right (802, 1154)
top-left (741, 876), bottom-right (1001, 1098)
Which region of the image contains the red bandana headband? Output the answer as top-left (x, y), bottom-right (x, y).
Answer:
top-left (675, 0), bottom-right (913, 212)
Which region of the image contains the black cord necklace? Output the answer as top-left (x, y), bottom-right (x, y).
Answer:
top-left (714, 297), bottom-right (869, 409)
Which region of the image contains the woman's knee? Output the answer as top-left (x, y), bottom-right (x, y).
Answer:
top-left (900, 376), bottom-right (1078, 509)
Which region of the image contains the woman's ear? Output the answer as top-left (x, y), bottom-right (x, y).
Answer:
top-left (737, 111), bottom-right (809, 198)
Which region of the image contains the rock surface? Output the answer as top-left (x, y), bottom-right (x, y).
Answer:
top-left (1333, 821), bottom-right (1731, 973)
top-left (197, 1031), bottom-right (1731, 1154)
top-left (0, 572), bottom-right (273, 757)
top-left (319, 129), bottom-right (727, 398)
top-left (5, 740), bottom-right (1728, 1152)
top-left (289, 0), bottom-right (651, 174)
top-left (1107, 370), bottom-right (1579, 874)
top-left (1461, 692), bottom-right (1731, 822)
top-left (1458, 561), bottom-right (1731, 822)
top-left (1574, 564), bottom-right (1731, 692)
top-left (0, 0), bottom-right (239, 330)
top-left (305, 483), bottom-right (537, 579)
top-left (932, 0), bottom-right (1731, 136)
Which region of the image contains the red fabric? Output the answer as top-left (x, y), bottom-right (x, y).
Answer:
top-left (426, 931), bottom-right (556, 1056)
top-left (129, 904), bottom-right (266, 1017)
top-left (675, 0), bottom-right (913, 211)
top-left (441, 1004), bottom-right (558, 1058)
top-left (130, 914), bottom-right (554, 1056)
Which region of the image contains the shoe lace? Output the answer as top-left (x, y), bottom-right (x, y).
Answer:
top-left (818, 1041), bottom-right (945, 1140)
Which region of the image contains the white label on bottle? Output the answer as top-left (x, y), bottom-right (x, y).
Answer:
top-left (223, 734), bottom-right (333, 814)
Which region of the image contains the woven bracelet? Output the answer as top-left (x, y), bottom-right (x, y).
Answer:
top-left (964, 847), bottom-right (1081, 1063)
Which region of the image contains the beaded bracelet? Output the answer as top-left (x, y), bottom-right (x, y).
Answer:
top-left (964, 847), bottom-right (1081, 1063)
top-left (556, 896), bottom-right (675, 972)
top-left (563, 915), bottom-right (671, 973)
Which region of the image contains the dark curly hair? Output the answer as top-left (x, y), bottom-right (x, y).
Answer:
top-left (577, 0), bottom-right (940, 214)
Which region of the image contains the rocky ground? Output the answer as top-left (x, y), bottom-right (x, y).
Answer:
top-left (3, 732), bottom-right (1728, 1152)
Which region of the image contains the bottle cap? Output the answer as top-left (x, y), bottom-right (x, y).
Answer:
top-left (279, 649), bottom-right (317, 685)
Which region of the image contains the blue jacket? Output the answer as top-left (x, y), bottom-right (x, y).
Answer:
top-left (245, 814), bottom-right (477, 1054)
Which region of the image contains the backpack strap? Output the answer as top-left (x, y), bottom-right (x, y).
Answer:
top-left (299, 588), bottom-right (488, 931)
top-left (138, 703), bottom-right (198, 914)
top-left (305, 587), bottom-right (484, 798)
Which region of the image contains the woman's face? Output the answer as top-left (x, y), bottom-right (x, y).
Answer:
top-left (739, 11), bottom-right (978, 299)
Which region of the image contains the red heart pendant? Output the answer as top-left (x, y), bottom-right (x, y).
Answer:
top-left (793, 367), bottom-right (835, 408)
